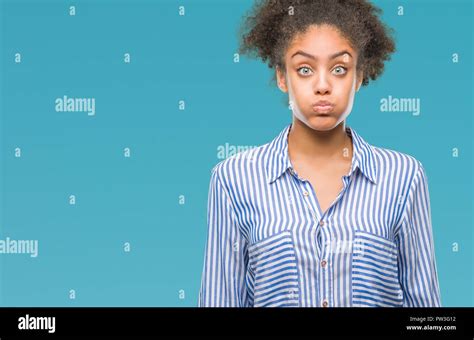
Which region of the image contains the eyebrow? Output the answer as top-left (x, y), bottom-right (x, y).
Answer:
top-left (291, 50), bottom-right (353, 61)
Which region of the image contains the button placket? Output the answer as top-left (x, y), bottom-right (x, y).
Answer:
top-left (319, 223), bottom-right (331, 308)
top-left (298, 179), bottom-right (320, 223)
top-left (290, 170), bottom-right (333, 308)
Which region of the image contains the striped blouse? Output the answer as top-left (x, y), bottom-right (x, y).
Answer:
top-left (198, 123), bottom-right (441, 307)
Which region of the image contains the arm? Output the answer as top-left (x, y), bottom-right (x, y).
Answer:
top-left (396, 161), bottom-right (442, 307)
top-left (198, 165), bottom-right (252, 307)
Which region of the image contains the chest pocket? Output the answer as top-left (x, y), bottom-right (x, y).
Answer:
top-left (351, 230), bottom-right (403, 307)
top-left (248, 231), bottom-right (300, 307)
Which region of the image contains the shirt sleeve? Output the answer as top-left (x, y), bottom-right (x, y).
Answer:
top-left (396, 161), bottom-right (442, 307)
top-left (198, 165), bottom-right (252, 307)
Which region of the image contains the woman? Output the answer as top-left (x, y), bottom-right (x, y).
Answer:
top-left (198, 0), bottom-right (441, 307)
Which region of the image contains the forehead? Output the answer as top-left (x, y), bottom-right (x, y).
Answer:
top-left (287, 24), bottom-right (356, 57)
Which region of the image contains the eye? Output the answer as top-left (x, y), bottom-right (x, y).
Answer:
top-left (333, 66), bottom-right (347, 76)
top-left (297, 66), bottom-right (312, 77)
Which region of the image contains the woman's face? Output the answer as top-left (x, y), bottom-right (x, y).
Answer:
top-left (277, 24), bottom-right (363, 131)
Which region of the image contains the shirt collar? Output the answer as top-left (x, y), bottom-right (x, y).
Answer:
top-left (265, 123), bottom-right (378, 185)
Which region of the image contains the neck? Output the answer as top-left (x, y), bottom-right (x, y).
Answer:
top-left (288, 117), bottom-right (352, 162)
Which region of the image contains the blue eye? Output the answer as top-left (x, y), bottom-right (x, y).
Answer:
top-left (297, 66), bottom-right (348, 77)
top-left (333, 66), bottom-right (347, 75)
top-left (297, 66), bottom-right (312, 76)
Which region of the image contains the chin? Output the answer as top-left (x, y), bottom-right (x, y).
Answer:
top-left (303, 115), bottom-right (339, 131)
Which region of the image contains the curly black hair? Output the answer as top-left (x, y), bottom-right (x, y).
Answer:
top-left (237, 0), bottom-right (396, 87)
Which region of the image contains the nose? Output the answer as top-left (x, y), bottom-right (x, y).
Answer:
top-left (313, 72), bottom-right (331, 95)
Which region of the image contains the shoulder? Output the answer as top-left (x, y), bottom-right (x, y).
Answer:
top-left (210, 142), bottom-right (271, 187)
top-left (371, 145), bottom-right (425, 186)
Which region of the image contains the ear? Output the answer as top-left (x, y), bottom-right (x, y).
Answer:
top-left (356, 70), bottom-right (363, 92)
top-left (276, 67), bottom-right (288, 93)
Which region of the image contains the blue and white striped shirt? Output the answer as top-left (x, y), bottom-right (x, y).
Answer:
top-left (198, 123), bottom-right (441, 307)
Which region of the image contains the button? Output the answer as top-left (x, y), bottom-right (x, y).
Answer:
top-left (289, 168), bottom-right (295, 175)
top-left (321, 259), bottom-right (327, 268)
top-left (322, 300), bottom-right (328, 307)
top-left (319, 220), bottom-right (325, 226)
top-left (303, 190), bottom-right (309, 197)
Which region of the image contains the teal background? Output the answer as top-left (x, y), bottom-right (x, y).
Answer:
top-left (0, 0), bottom-right (472, 306)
